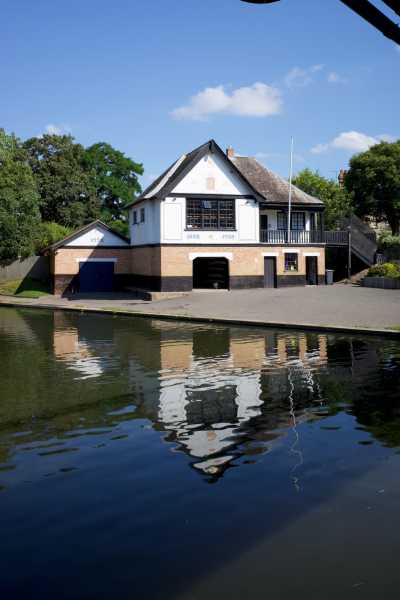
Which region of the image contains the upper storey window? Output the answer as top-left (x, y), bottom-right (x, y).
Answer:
top-left (277, 211), bottom-right (305, 230)
top-left (186, 198), bottom-right (235, 230)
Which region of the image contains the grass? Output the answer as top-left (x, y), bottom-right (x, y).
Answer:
top-left (387, 325), bottom-right (400, 332)
top-left (0, 278), bottom-right (51, 298)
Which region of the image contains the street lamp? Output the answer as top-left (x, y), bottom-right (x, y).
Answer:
top-left (240, 0), bottom-right (400, 45)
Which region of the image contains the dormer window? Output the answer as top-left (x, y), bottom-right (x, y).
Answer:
top-left (186, 198), bottom-right (235, 230)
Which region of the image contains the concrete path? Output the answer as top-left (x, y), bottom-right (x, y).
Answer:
top-left (1, 285), bottom-right (399, 335)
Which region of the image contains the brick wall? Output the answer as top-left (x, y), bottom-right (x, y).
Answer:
top-left (54, 248), bottom-right (132, 275)
top-left (159, 245), bottom-right (326, 277)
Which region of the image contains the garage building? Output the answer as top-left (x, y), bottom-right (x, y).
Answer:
top-left (46, 221), bottom-right (131, 295)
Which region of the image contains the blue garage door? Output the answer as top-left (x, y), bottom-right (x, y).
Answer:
top-left (79, 261), bottom-right (114, 293)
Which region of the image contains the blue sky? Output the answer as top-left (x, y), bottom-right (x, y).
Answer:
top-left (1, 0), bottom-right (399, 187)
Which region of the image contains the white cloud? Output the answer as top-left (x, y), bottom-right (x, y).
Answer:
top-left (171, 83), bottom-right (283, 120)
top-left (327, 71), bottom-right (347, 84)
top-left (284, 64), bottom-right (324, 88)
top-left (311, 131), bottom-right (395, 154)
top-left (44, 123), bottom-right (71, 136)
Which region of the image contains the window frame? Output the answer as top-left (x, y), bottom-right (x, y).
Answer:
top-left (277, 211), bottom-right (305, 231)
top-left (140, 207), bottom-right (145, 223)
top-left (284, 252), bottom-right (299, 272)
top-left (186, 198), bottom-right (236, 231)
top-left (133, 210), bottom-right (138, 225)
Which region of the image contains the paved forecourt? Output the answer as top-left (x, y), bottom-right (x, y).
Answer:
top-left (0, 285), bottom-right (399, 335)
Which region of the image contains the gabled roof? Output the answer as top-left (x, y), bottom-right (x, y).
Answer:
top-left (125, 139), bottom-right (324, 209)
top-left (125, 139), bottom-right (264, 208)
top-left (231, 156), bottom-right (323, 207)
top-left (43, 220), bottom-right (130, 252)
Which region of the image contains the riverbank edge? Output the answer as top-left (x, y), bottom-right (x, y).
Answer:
top-left (1, 297), bottom-right (399, 338)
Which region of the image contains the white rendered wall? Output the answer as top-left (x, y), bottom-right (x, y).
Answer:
top-left (160, 151), bottom-right (259, 244)
top-left (160, 196), bottom-right (259, 244)
top-left (66, 226), bottom-right (129, 247)
top-left (130, 199), bottom-right (161, 245)
top-left (172, 151), bottom-right (251, 196)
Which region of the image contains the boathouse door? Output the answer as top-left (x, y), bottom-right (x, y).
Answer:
top-left (306, 256), bottom-right (318, 285)
top-left (193, 257), bottom-right (229, 289)
top-left (264, 257), bottom-right (277, 288)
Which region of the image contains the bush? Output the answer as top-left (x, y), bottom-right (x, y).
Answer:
top-left (367, 262), bottom-right (400, 279)
top-left (378, 232), bottom-right (400, 260)
top-left (33, 221), bottom-right (72, 252)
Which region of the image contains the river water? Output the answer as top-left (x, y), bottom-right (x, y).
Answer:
top-left (0, 307), bottom-right (400, 599)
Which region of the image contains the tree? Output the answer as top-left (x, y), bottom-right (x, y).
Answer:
top-left (24, 134), bottom-right (100, 228)
top-left (292, 168), bottom-right (352, 229)
top-left (33, 221), bottom-right (72, 253)
top-left (345, 141), bottom-right (400, 235)
top-left (84, 142), bottom-right (143, 221)
top-left (0, 129), bottom-right (41, 261)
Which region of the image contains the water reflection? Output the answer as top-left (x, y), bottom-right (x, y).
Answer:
top-left (0, 307), bottom-right (399, 487)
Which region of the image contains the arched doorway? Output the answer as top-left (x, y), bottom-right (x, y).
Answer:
top-left (193, 257), bottom-right (229, 290)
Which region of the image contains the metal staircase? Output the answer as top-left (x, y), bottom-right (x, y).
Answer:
top-left (340, 215), bottom-right (378, 267)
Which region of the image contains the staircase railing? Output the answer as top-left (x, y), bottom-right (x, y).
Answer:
top-left (341, 215), bottom-right (378, 266)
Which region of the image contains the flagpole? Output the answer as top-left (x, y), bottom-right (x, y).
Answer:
top-left (288, 137), bottom-right (294, 243)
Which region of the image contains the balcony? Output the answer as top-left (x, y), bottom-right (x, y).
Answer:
top-left (260, 230), bottom-right (349, 245)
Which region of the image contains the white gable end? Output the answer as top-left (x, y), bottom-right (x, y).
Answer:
top-left (66, 225), bottom-right (129, 247)
top-left (172, 152), bottom-right (252, 196)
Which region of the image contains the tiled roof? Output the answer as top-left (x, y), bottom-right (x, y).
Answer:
top-left (231, 156), bottom-right (323, 206)
top-left (125, 140), bottom-right (324, 208)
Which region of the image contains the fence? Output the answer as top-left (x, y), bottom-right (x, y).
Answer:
top-left (0, 256), bottom-right (50, 283)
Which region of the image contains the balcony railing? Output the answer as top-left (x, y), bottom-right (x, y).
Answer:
top-left (260, 230), bottom-right (349, 245)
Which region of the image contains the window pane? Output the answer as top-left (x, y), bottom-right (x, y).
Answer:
top-left (187, 199), bottom-right (202, 229)
top-left (291, 212), bottom-right (305, 230)
top-left (186, 198), bottom-right (234, 230)
top-left (284, 253), bottom-right (298, 271)
top-left (277, 212), bottom-right (287, 230)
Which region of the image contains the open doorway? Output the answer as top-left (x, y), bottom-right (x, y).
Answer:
top-left (193, 257), bottom-right (229, 289)
top-left (306, 256), bottom-right (318, 285)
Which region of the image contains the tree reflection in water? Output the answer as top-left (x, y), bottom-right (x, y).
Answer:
top-left (0, 308), bottom-right (399, 484)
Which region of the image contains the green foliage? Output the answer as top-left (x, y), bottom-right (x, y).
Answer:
top-left (23, 134), bottom-right (100, 228)
top-left (1, 128), bottom-right (142, 254)
top-left (84, 143), bottom-right (143, 220)
top-left (0, 129), bottom-right (41, 261)
top-left (33, 221), bottom-right (72, 252)
top-left (367, 262), bottom-right (400, 279)
top-left (292, 168), bottom-right (352, 228)
top-left (101, 216), bottom-right (129, 238)
top-left (378, 231), bottom-right (400, 260)
top-left (345, 140), bottom-right (400, 235)
top-left (0, 277), bottom-right (51, 298)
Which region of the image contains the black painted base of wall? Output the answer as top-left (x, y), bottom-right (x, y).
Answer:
top-left (128, 275), bottom-right (193, 292)
top-left (54, 272), bottom-right (327, 295)
top-left (277, 275), bottom-right (307, 287)
top-left (230, 276), bottom-right (264, 289)
top-left (54, 274), bottom-right (137, 295)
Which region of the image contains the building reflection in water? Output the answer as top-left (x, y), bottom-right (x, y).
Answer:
top-left (43, 312), bottom-right (400, 482)
top-left (150, 327), bottom-right (329, 477)
top-left (53, 312), bottom-right (117, 379)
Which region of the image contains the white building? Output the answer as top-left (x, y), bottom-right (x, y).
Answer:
top-left (48, 139), bottom-right (327, 294)
top-left (126, 139), bottom-right (326, 291)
